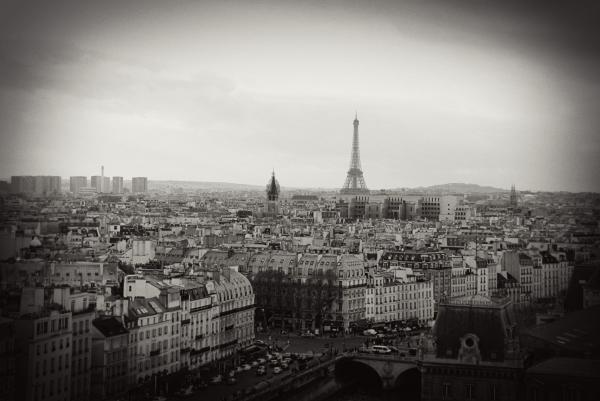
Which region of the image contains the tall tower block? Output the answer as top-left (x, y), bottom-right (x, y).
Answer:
top-left (340, 113), bottom-right (369, 195)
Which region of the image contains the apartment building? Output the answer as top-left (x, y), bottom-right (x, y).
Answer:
top-left (91, 317), bottom-right (129, 401)
top-left (15, 307), bottom-right (72, 401)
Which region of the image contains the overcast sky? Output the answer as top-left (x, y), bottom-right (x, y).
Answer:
top-left (0, 0), bottom-right (599, 191)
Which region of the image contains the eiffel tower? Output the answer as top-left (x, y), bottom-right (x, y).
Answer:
top-left (340, 113), bottom-right (370, 195)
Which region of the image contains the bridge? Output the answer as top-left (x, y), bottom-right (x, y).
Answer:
top-left (335, 352), bottom-right (420, 390)
top-left (239, 352), bottom-right (420, 401)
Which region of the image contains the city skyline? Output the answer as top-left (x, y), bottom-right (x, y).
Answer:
top-left (1, 0), bottom-right (599, 192)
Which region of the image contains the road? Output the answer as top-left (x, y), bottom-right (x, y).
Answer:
top-left (187, 361), bottom-right (298, 401)
top-left (168, 331), bottom-right (426, 401)
top-left (175, 333), bottom-right (362, 401)
top-left (255, 331), bottom-right (366, 354)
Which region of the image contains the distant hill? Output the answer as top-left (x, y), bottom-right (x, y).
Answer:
top-left (146, 180), bottom-right (506, 194)
top-left (149, 180), bottom-right (264, 191)
top-left (391, 183), bottom-right (506, 194)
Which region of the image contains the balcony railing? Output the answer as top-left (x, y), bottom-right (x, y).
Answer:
top-left (190, 304), bottom-right (212, 313)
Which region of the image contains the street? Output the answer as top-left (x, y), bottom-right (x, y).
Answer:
top-left (165, 330), bottom-right (426, 401)
top-left (256, 331), bottom-right (366, 354)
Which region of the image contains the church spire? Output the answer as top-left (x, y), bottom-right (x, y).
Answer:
top-left (266, 171), bottom-right (279, 201)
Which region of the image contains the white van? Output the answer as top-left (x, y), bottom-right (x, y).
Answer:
top-left (370, 345), bottom-right (392, 354)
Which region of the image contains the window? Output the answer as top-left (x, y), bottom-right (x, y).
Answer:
top-left (442, 383), bottom-right (452, 400)
top-left (465, 383), bottom-right (474, 400)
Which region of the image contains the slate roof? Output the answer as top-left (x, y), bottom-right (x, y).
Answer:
top-left (524, 306), bottom-right (600, 357)
top-left (434, 295), bottom-right (514, 362)
top-left (527, 357), bottom-right (600, 379)
top-left (93, 316), bottom-right (128, 337)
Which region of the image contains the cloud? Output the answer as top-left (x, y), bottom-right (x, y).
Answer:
top-left (0, 0), bottom-right (599, 191)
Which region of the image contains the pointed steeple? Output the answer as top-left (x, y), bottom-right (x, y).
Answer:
top-left (266, 171), bottom-right (279, 201)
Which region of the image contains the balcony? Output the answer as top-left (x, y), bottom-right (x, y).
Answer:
top-left (190, 346), bottom-right (210, 356)
top-left (218, 303), bottom-right (255, 317)
top-left (181, 319), bottom-right (191, 325)
top-left (195, 334), bottom-right (204, 340)
top-left (190, 304), bottom-right (212, 314)
top-left (149, 349), bottom-right (160, 357)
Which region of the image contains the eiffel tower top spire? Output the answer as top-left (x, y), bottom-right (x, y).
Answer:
top-left (341, 114), bottom-right (369, 195)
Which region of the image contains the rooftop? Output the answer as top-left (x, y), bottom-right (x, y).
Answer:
top-left (524, 306), bottom-right (600, 357)
top-left (528, 357), bottom-right (600, 379)
top-left (93, 316), bottom-right (128, 337)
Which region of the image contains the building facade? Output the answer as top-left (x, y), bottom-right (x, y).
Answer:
top-left (91, 317), bottom-right (129, 401)
top-left (15, 307), bottom-right (72, 401)
top-left (420, 295), bottom-right (523, 401)
top-left (69, 177), bottom-right (87, 194)
top-left (112, 177), bottom-right (123, 194)
top-left (132, 177), bottom-right (148, 194)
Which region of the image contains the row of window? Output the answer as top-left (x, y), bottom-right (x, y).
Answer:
top-left (136, 312), bottom-right (179, 327)
top-left (35, 354), bottom-right (71, 377)
top-left (441, 382), bottom-right (498, 401)
top-left (33, 376), bottom-right (69, 401)
top-left (36, 317), bottom-right (70, 336)
top-left (36, 338), bottom-right (70, 355)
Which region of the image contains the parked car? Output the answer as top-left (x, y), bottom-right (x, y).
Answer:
top-left (301, 332), bottom-right (315, 338)
top-left (242, 364), bottom-right (252, 371)
top-left (227, 376), bottom-right (237, 385)
top-left (281, 362), bottom-right (289, 370)
top-left (257, 358), bottom-right (266, 364)
top-left (210, 375), bottom-right (223, 384)
top-left (256, 366), bottom-right (266, 376)
top-left (273, 367), bottom-right (282, 374)
top-left (363, 329), bottom-right (377, 336)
